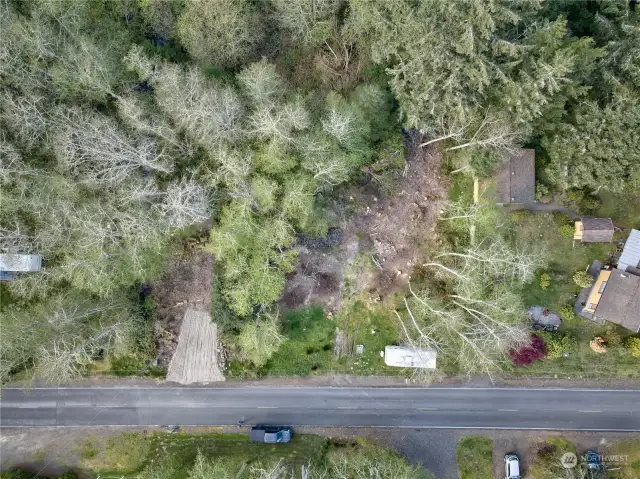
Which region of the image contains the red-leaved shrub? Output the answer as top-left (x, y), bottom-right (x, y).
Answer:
top-left (510, 334), bottom-right (546, 366)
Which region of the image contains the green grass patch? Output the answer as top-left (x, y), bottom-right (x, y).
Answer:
top-left (260, 302), bottom-right (404, 377)
top-left (507, 212), bottom-right (640, 378)
top-left (262, 307), bottom-right (336, 376)
top-left (596, 191), bottom-right (640, 230)
top-left (529, 437), bottom-right (577, 479)
top-left (513, 212), bottom-right (616, 312)
top-left (334, 300), bottom-right (403, 376)
top-left (457, 436), bottom-right (493, 479)
top-left (137, 433), bottom-right (327, 479)
top-left (511, 340), bottom-right (640, 378)
top-left (606, 439), bottom-right (640, 478)
top-left (78, 433), bottom-right (149, 475)
top-left (448, 173), bottom-right (474, 203)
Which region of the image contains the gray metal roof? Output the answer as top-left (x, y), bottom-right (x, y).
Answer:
top-left (618, 229), bottom-right (640, 271)
top-left (594, 271), bottom-right (640, 332)
top-left (0, 254), bottom-right (42, 272)
top-left (495, 148), bottom-right (536, 204)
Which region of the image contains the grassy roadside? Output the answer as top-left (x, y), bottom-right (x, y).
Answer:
top-left (457, 436), bottom-right (493, 479)
top-left (228, 302), bottom-right (404, 379)
top-left (4, 431), bottom-right (429, 479)
top-left (606, 439), bottom-right (640, 479)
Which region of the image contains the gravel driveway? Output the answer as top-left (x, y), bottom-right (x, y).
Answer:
top-left (297, 426), bottom-right (459, 478)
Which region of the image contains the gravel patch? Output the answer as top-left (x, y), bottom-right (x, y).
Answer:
top-left (296, 426), bottom-right (458, 478)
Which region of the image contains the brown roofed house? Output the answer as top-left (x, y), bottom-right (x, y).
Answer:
top-left (586, 270), bottom-right (640, 333)
top-left (573, 217), bottom-right (614, 243)
top-left (493, 148), bottom-right (535, 205)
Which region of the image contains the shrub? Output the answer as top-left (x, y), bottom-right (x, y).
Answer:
top-left (469, 149), bottom-right (501, 178)
top-left (603, 325), bottom-right (623, 347)
top-left (627, 337), bottom-right (640, 357)
top-left (535, 181), bottom-right (550, 201)
top-left (237, 311), bottom-right (286, 367)
top-left (538, 332), bottom-right (577, 359)
top-left (510, 334), bottom-right (546, 366)
top-left (539, 272), bottom-right (551, 290)
top-left (558, 224), bottom-right (575, 238)
top-left (573, 270), bottom-right (593, 288)
top-left (559, 305), bottom-right (577, 322)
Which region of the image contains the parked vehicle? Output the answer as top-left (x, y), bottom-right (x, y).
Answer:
top-left (504, 453), bottom-right (521, 479)
top-left (250, 425), bottom-right (292, 444)
top-left (528, 306), bottom-right (562, 331)
top-left (585, 450), bottom-right (601, 470)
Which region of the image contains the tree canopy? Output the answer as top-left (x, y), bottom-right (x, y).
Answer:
top-left (1, 0), bottom-right (638, 384)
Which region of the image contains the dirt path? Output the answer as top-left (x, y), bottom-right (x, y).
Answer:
top-left (152, 250), bottom-right (214, 368)
top-left (166, 309), bottom-right (224, 384)
top-left (508, 202), bottom-right (580, 220)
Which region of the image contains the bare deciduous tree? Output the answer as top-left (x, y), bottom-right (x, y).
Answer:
top-left (0, 138), bottom-right (36, 182)
top-left (0, 92), bottom-right (50, 150)
top-left (248, 100), bottom-right (310, 143)
top-left (53, 107), bottom-right (172, 185)
top-left (321, 107), bottom-right (360, 145)
top-left (116, 94), bottom-right (195, 158)
top-left (237, 60), bottom-right (283, 108)
top-left (152, 63), bottom-right (245, 149)
top-left (396, 284), bottom-right (529, 378)
top-left (424, 236), bottom-right (543, 287)
top-left (446, 111), bottom-right (523, 152)
top-left (155, 178), bottom-right (210, 229)
top-left (0, 228), bottom-right (37, 253)
top-left (272, 0), bottom-right (340, 45)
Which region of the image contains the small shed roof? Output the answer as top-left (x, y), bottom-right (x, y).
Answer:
top-left (0, 254), bottom-right (42, 272)
top-left (579, 217), bottom-right (614, 243)
top-left (618, 229), bottom-right (640, 272)
top-left (384, 346), bottom-right (436, 369)
top-left (494, 148), bottom-right (535, 204)
top-left (594, 271), bottom-right (640, 332)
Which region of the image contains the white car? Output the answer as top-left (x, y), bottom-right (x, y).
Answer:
top-left (505, 453), bottom-right (521, 479)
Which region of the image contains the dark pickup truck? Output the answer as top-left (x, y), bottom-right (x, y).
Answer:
top-left (250, 425), bottom-right (292, 444)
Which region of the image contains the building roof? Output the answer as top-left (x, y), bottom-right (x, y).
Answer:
top-left (575, 218), bottom-right (614, 242)
top-left (0, 254), bottom-right (42, 272)
top-left (579, 217), bottom-right (614, 243)
top-left (494, 148), bottom-right (535, 204)
top-left (582, 217), bottom-right (614, 231)
top-left (384, 346), bottom-right (436, 369)
top-left (594, 271), bottom-right (640, 332)
top-left (618, 229), bottom-right (640, 272)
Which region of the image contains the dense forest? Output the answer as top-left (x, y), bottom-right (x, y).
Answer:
top-left (1, 0), bottom-right (638, 384)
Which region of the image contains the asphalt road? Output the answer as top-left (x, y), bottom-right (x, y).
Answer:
top-left (2, 387), bottom-right (640, 431)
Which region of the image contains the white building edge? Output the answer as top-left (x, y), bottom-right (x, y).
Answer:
top-left (0, 254), bottom-right (42, 272)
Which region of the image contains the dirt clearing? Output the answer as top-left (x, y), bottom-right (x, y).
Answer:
top-left (280, 129), bottom-right (448, 311)
top-left (166, 308), bottom-right (224, 384)
top-left (152, 250), bottom-right (213, 367)
top-left (152, 248), bottom-right (224, 383)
